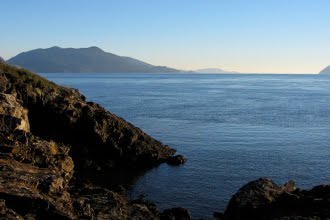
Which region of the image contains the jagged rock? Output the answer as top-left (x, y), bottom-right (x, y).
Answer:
top-left (0, 159), bottom-right (76, 219)
top-left (70, 184), bottom-right (162, 220)
top-left (0, 93), bottom-right (30, 132)
top-left (0, 129), bottom-right (74, 177)
top-left (166, 155), bottom-right (187, 166)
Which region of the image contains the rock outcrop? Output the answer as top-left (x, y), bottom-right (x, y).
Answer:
top-left (0, 62), bottom-right (188, 219)
top-left (0, 62), bottom-right (176, 172)
top-left (217, 178), bottom-right (330, 220)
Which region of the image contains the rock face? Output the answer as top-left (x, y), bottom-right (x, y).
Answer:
top-left (0, 93), bottom-right (30, 132)
top-left (0, 62), bottom-right (188, 219)
top-left (219, 178), bottom-right (330, 220)
top-left (319, 65), bottom-right (330, 74)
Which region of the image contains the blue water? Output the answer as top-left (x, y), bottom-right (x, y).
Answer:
top-left (40, 73), bottom-right (330, 219)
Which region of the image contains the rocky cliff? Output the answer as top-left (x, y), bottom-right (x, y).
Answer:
top-left (0, 62), bottom-right (177, 171)
top-left (0, 62), bottom-right (189, 219)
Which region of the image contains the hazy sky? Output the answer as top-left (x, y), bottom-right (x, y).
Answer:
top-left (1, 0), bottom-right (329, 73)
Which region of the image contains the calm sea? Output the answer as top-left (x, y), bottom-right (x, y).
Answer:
top-left (40, 73), bottom-right (330, 219)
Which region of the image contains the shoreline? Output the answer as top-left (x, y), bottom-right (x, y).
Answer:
top-left (0, 62), bottom-right (329, 219)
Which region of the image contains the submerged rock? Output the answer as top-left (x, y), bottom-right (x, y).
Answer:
top-left (166, 155), bottom-right (187, 166)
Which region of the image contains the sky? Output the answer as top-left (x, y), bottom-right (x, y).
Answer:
top-left (1, 0), bottom-right (329, 73)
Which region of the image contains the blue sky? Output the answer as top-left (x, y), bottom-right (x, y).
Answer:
top-left (1, 0), bottom-right (329, 73)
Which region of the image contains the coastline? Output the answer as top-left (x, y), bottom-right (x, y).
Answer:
top-left (0, 62), bottom-right (329, 219)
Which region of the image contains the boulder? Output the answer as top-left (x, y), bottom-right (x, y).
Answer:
top-left (222, 178), bottom-right (330, 219)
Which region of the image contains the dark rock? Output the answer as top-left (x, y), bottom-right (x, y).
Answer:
top-left (0, 199), bottom-right (24, 220)
top-left (71, 184), bottom-right (161, 219)
top-left (222, 178), bottom-right (330, 220)
top-left (166, 155), bottom-right (187, 166)
top-left (226, 178), bottom-right (294, 211)
top-left (213, 211), bottom-right (224, 219)
top-left (160, 207), bottom-right (191, 220)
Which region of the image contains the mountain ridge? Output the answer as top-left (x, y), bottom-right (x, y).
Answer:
top-left (195, 68), bottom-right (238, 74)
top-left (7, 46), bottom-right (181, 73)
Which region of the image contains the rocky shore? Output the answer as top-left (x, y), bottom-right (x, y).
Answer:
top-left (0, 62), bottom-right (189, 219)
top-left (0, 62), bottom-right (329, 219)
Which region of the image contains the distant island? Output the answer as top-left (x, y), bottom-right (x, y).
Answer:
top-left (319, 65), bottom-right (330, 74)
top-left (194, 68), bottom-right (238, 74)
top-left (7, 46), bottom-right (181, 73)
top-left (6, 47), bottom-right (242, 74)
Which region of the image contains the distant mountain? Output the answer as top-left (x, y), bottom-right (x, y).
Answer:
top-left (7, 46), bottom-right (180, 73)
top-left (0, 57), bottom-right (4, 63)
top-left (194, 68), bottom-right (238, 74)
top-left (319, 66), bottom-right (330, 74)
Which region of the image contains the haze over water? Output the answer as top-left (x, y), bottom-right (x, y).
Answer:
top-left (41, 73), bottom-right (330, 218)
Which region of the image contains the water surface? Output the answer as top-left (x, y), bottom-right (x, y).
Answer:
top-left (41, 73), bottom-right (330, 218)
